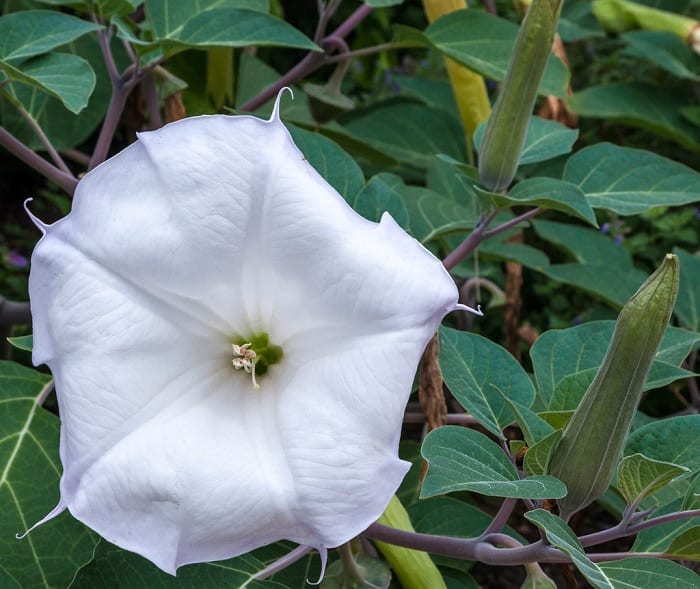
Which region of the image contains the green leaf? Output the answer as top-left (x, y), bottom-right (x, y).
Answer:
top-left (617, 454), bottom-right (689, 505)
top-left (599, 557), bottom-right (700, 587)
top-left (632, 500), bottom-right (700, 555)
top-left (167, 9), bottom-right (318, 51)
top-left (558, 1), bottom-right (604, 42)
top-left (421, 426), bottom-right (567, 499)
top-left (531, 321), bottom-right (699, 408)
top-left (70, 540), bottom-right (292, 588)
top-left (425, 10), bottom-right (569, 98)
top-left (365, 0), bottom-right (404, 6)
top-left (568, 83), bottom-right (700, 151)
top-left (532, 220), bottom-right (648, 307)
top-left (525, 510), bottom-right (614, 589)
top-left (343, 102), bottom-right (466, 170)
top-left (0, 361), bottom-right (98, 588)
top-left (622, 31), bottom-right (700, 82)
top-left (287, 125), bottom-right (364, 202)
top-left (625, 415), bottom-right (700, 471)
top-left (439, 326), bottom-right (536, 439)
top-left (473, 116), bottom-right (579, 166)
top-left (2, 52), bottom-right (95, 114)
top-left (7, 335), bottom-right (32, 352)
top-left (0, 34), bottom-right (123, 150)
top-left (563, 143), bottom-right (700, 215)
top-left (667, 527), bottom-right (700, 561)
top-left (523, 429), bottom-right (562, 477)
top-left (145, 0), bottom-right (269, 39)
top-left (351, 173), bottom-right (409, 228)
top-left (479, 239), bottom-right (550, 271)
top-left (480, 178), bottom-right (596, 227)
top-left (673, 248), bottom-right (700, 331)
top-left (0, 10), bottom-right (100, 62)
top-left (498, 393), bottom-right (555, 447)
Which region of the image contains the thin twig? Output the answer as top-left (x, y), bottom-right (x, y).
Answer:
top-left (238, 3), bottom-right (373, 112)
top-left (8, 97), bottom-right (73, 175)
top-left (0, 127), bottom-right (78, 195)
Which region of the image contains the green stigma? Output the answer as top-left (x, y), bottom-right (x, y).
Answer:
top-left (231, 332), bottom-right (283, 389)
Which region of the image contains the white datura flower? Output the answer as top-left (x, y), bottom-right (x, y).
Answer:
top-left (25, 91), bottom-right (467, 575)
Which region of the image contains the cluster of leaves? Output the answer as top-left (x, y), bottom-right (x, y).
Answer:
top-left (1, 0), bottom-right (699, 588)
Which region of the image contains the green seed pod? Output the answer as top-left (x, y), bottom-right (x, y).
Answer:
top-left (477, 0), bottom-right (563, 193)
top-left (548, 254), bottom-right (680, 521)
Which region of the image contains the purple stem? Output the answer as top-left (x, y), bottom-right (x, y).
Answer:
top-left (238, 4), bottom-right (373, 112)
top-left (580, 508), bottom-right (700, 548)
top-left (481, 498), bottom-right (518, 537)
top-left (0, 128), bottom-right (78, 195)
top-left (442, 208), bottom-right (543, 270)
top-left (366, 523), bottom-right (672, 565)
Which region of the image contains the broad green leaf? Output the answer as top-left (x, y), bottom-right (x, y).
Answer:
top-left (0, 10), bottom-right (100, 62)
top-left (0, 361), bottom-right (98, 588)
top-left (351, 173), bottom-right (409, 228)
top-left (70, 540), bottom-right (292, 588)
top-left (531, 322), bottom-right (700, 407)
top-left (343, 102), bottom-right (466, 170)
top-left (145, 0), bottom-right (269, 39)
top-left (667, 527), bottom-right (700, 561)
top-left (599, 557), bottom-right (700, 587)
top-left (480, 178), bottom-right (596, 227)
top-left (498, 393), bottom-right (555, 447)
top-left (568, 83), bottom-right (700, 151)
top-left (525, 510), bottom-right (614, 589)
top-left (622, 31), bottom-right (700, 82)
top-left (425, 10), bottom-right (569, 98)
top-left (7, 335), bottom-right (32, 352)
top-left (523, 429), bottom-right (562, 477)
top-left (0, 34), bottom-right (123, 150)
top-left (473, 116), bottom-right (579, 166)
top-left (394, 75), bottom-right (458, 115)
top-left (625, 415), bottom-right (700, 471)
top-left (673, 248), bottom-right (700, 331)
top-left (563, 143), bottom-right (700, 215)
top-left (558, 1), bottom-right (604, 42)
top-left (2, 52), bottom-right (95, 114)
top-left (439, 326), bottom-right (536, 439)
top-left (421, 426), bottom-right (566, 499)
top-left (287, 125), bottom-right (364, 202)
top-left (479, 239), bottom-right (550, 270)
top-left (532, 220), bottom-right (648, 307)
top-left (617, 454), bottom-right (689, 505)
top-left (633, 499), bottom-right (700, 555)
top-left (167, 9), bottom-right (318, 51)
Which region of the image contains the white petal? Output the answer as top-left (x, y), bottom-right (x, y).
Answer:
top-left (29, 108), bottom-right (458, 573)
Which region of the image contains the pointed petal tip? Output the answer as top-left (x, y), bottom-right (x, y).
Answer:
top-left (269, 87), bottom-right (294, 123)
top-left (306, 546), bottom-right (328, 586)
top-left (16, 499), bottom-right (67, 539)
top-left (455, 302), bottom-right (484, 316)
top-left (24, 198), bottom-right (48, 235)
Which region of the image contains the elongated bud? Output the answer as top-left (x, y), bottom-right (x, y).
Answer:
top-left (422, 1), bottom-right (491, 149)
top-left (593, 0), bottom-right (700, 54)
top-left (477, 0), bottom-right (564, 193)
top-left (374, 495), bottom-right (447, 589)
top-left (548, 254), bottom-right (680, 521)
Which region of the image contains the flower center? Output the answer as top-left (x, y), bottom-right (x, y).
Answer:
top-left (231, 332), bottom-right (283, 390)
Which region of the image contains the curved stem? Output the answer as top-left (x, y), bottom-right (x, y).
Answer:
top-left (0, 127), bottom-right (78, 195)
top-left (238, 3), bottom-right (373, 112)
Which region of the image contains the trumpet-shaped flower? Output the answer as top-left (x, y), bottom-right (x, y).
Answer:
top-left (26, 93), bottom-right (464, 574)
